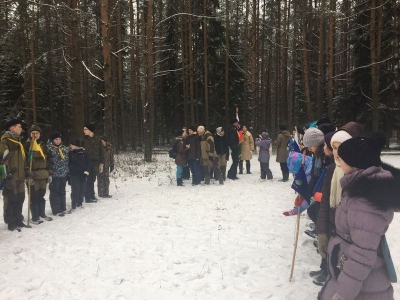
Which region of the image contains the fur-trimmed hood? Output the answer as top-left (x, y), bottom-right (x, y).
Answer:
top-left (341, 165), bottom-right (400, 211)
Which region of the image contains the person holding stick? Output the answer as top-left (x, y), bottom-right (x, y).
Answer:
top-left (0, 119), bottom-right (29, 231)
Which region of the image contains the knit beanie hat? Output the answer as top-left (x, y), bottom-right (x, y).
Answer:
top-left (318, 123), bottom-right (336, 135)
top-left (231, 118), bottom-right (239, 124)
top-left (176, 129), bottom-right (184, 137)
top-left (84, 123), bottom-right (95, 133)
top-left (331, 130), bottom-right (352, 146)
top-left (338, 132), bottom-right (386, 169)
top-left (316, 117), bottom-right (331, 127)
top-left (50, 131), bottom-right (62, 141)
top-left (188, 125), bottom-right (197, 132)
top-left (261, 132), bottom-right (269, 139)
top-left (5, 119), bottom-right (23, 131)
top-left (197, 126), bottom-right (205, 133)
top-left (324, 131), bottom-right (335, 151)
top-left (28, 124), bottom-right (42, 134)
top-left (303, 128), bottom-right (324, 147)
top-left (280, 125), bottom-right (287, 131)
top-left (70, 138), bottom-right (81, 147)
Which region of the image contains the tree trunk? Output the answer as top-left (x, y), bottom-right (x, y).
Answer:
top-left (316, 0), bottom-right (326, 119)
top-left (203, 0), bottom-right (209, 128)
top-left (101, 0), bottom-right (114, 144)
top-left (69, 0), bottom-right (83, 137)
top-left (30, 3), bottom-right (37, 124)
top-left (251, 0), bottom-right (257, 129)
top-left (189, 0), bottom-right (195, 124)
top-left (129, 0), bottom-right (137, 150)
top-left (301, 0), bottom-right (312, 120)
top-left (370, 0), bottom-right (379, 131)
top-left (327, 0), bottom-right (335, 121)
top-left (117, 3), bottom-right (126, 151)
top-left (225, 0), bottom-right (230, 124)
top-left (143, 0), bottom-right (155, 161)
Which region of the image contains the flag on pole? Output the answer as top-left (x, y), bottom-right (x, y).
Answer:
top-left (29, 139), bottom-right (45, 162)
top-left (291, 167), bottom-right (310, 203)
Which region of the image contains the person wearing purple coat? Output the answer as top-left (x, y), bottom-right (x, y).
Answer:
top-left (319, 132), bottom-right (399, 300)
top-left (255, 132), bottom-right (273, 180)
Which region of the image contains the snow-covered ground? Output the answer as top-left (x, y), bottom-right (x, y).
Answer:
top-left (0, 153), bottom-right (399, 300)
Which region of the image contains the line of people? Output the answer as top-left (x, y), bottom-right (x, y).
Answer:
top-left (282, 118), bottom-right (400, 300)
top-left (0, 119), bottom-right (114, 231)
top-left (172, 119), bottom-right (295, 186)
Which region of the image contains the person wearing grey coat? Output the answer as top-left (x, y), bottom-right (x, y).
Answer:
top-left (255, 132), bottom-right (273, 180)
top-left (319, 133), bottom-right (399, 300)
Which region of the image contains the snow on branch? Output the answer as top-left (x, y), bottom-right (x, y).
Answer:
top-left (82, 61), bottom-right (104, 81)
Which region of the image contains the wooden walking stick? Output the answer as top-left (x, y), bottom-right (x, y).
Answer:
top-left (289, 149), bottom-right (306, 282)
top-left (27, 141), bottom-right (33, 226)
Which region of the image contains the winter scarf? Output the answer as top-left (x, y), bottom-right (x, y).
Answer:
top-left (329, 160), bottom-right (344, 208)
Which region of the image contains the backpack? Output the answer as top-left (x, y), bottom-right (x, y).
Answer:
top-left (168, 141), bottom-right (178, 159)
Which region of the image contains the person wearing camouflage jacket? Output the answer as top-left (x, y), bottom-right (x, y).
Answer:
top-left (0, 119), bottom-right (27, 231)
top-left (47, 132), bottom-right (69, 216)
top-left (97, 136), bottom-right (114, 198)
top-left (24, 124), bottom-right (52, 224)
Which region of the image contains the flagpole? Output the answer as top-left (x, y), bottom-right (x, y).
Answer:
top-left (27, 140), bottom-right (33, 226)
top-left (289, 150), bottom-right (307, 282)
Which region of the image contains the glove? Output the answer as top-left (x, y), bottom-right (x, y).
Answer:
top-left (99, 164), bottom-right (104, 173)
top-left (26, 171), bottom-right (33, 179)
top-left (5, 179), bottom-right (16, 191)
top-left (186, 144), bottom-right (190, 149)
top-left (48, 176), bottom-right (52, 184)
top-left (84, 171), bottom-right (89, 176)
top-left (317, 233), bottom-right (328, 259)
top-left (110, 165), bottom-right (114, 173)
top-left (209, 156), bottom-right (218, 163)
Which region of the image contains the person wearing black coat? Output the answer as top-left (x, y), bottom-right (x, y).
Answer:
top-left (186, 126), bottom-right (202, 185)
top-left (225, 119), bottom-right (240, 180)
top-left (68, 139), bottom-right (91, 210)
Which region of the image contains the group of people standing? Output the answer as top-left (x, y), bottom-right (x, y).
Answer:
top-left (0, 119), bottom-right (114, 231)
top-left (282, 118), bottom-right (399, 300)
top-left (172, 119), bottom-right (294, 186)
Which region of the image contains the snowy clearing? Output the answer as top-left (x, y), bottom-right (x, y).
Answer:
top-left (0, 154), bottom-right (399, 300)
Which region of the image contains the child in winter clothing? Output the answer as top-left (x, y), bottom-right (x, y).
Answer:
top-left (47, 132), bottom-right (69, 216)
top-left (25, 125), bottom-right (52, 224)
top-left (97, 136), bottom-right (114, 198)
top-left (174, 130), bottom-right (189, 186)
top-left (255, 132), bottom-right (273, 180)
top-left (68, 139), bottom-right (91, 209)
top-left (319, 132), bottom-right (399, 300)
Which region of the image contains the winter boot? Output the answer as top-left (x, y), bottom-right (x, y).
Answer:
top-left (220, 166), bottom-right (226, 181)
top-left (31, 201), bottom-right (41, 223)
top-left (177, 178), bottom-right (184, 186)
top-left (238, 161), bottom-right (243, 174)
top-left (305, 229), bottom-right (317, 239)
top-left (39, 199), bottom-right (53, 221)
top-left (8, 222), bottom-right (20, 232)
top-left (309, 269), bottom-right (325, 277)
top-left (246, 161), bottom-right (251, 174)
top-left (312, 273), bottom-right (327, 286)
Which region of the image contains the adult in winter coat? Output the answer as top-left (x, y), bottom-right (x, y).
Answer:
top-left (313, 122), bottom-right (365, 284)
top-left (226, 119), bottom-right (240, 180)
top-left (47, 132), bottom-right (69, 217)
top-left (0, 119), bottom-right (28, 231)
top-left (24, 125), bottom-right (52, 224)
top-left (214, 127), bottom-right (229, 181)
top-left (174, 130), bottom-right (189, 186)
top-left (255, 132), bottom-right (273, 180)
top-left (98, 136), bottom-right (114, 198)
top-left (239, 125), bottom-right (254, 174)
top-left (319, 133), bottom-right (399, 300)
top-left (197, 126), bottom-right (223, 185)
top-left (81, 124), bottom-right (105, 203)
top-left (186, 126), bottom-right (202, 185)
top-left (274, 125), bottom-right (291, 181)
